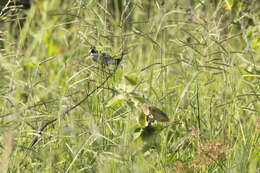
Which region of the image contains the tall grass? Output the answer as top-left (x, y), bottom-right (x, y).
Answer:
top-left (0, 0), bottom-right (259, 172)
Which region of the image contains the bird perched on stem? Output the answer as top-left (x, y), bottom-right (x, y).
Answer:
top-left (141, 104), bottom-right (170, 122)
top-left (89, 47), bottom-right (122, 66)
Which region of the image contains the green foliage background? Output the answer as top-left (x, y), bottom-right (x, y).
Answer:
top-left (0, 0), bottom-right (259, 172)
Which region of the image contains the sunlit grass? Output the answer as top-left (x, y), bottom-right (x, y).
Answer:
top-left (0, 0), bottom-right (259, 172)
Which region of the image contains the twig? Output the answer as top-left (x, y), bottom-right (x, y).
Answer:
top-left (196, 84), bottom-right (200, 130)
top-left (0, 0), bottom-right (11, 16)
top-left (140, 62), bottom-right (162, 71)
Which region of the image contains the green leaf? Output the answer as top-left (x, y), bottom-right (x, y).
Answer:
top-left (129, 92), bottom-right (147, 104)
top-left (139, 113), bottom-right (148, 128)
top-left (124, 75), bottom-right (139, 85)
top-left (251, 37), bottom-right (260, 49)
top-left (106, 94), bottom-right (125, 107)
top-left (133, 127), bottom-right (142, 141)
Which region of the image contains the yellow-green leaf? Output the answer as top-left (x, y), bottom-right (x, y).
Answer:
top-left (106, 94), bottom-right (125, 107)
top-left (124, 75), bottom-right (139, 85)
top-left (224, 0), bottom-right (233, 11)
top-left (251, 37), bottom-right (260, 49)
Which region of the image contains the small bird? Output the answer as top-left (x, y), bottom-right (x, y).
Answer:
top-left (89, 47), bottom-right (121, 66)
top-left (141, 104), bottom-right (170, 122)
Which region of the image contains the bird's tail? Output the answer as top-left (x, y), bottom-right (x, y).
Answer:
top-left (115, 58), bottom-right (122, 66)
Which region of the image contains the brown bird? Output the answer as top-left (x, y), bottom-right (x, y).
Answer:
top-left (141, 104), bottom-right (170, 122)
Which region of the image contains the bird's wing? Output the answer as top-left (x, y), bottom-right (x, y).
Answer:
top-left (149, 106), bottom-right (170, 122)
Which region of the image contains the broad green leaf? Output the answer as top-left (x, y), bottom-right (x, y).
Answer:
top-left (251, 37), bottom-right (260, 49)
top-left (124, 75), bottom-right (139, 85)
top-left (224, 0), bottom-right (233, 11)
top-left (133, 127), bottom-right (142, 141)
top-left (139, 113), bottom-right (148, 128)
top-left (129, 92), bottom-right (147, 104)
top-left (106, 94), bottom-right (125, 107)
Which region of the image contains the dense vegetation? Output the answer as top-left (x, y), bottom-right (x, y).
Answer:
top-left (0, 0), bottom-right (259, 172)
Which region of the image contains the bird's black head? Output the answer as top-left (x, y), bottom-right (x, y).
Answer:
top-left (89, 47), bottom-right (97, 54)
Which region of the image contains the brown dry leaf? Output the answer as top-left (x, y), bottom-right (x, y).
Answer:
top-left (192, 140), bottom-right (229, 169)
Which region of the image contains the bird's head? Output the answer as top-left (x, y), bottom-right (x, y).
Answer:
top-left (141, 104), bottom-right (150, 115)
top-left (89, 47), bottom-right (97, 54)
